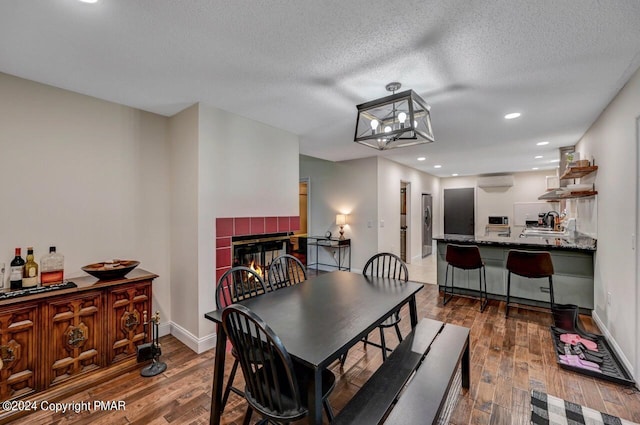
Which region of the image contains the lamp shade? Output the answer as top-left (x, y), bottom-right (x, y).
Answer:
top-left (354, 89), bottom-right (434, 150)
top-left (336, 214), bottom-right (347, 226)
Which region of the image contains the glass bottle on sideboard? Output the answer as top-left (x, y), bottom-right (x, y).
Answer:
top-left (10, 247), bottom-right (25, 289)
top-left (41, 246), bottom-right (64, 286)
top-left (22, 246), bottom-right (39, 288)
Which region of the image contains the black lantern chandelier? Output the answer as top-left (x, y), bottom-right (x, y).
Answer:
top-left (354, 82), bottom-right (434, 150)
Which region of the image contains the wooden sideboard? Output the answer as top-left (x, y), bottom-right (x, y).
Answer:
top-left (0, 269), bottom-right (157, 424)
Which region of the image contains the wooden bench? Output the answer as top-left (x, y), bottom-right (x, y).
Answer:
top-left (333, 318), bottom-right (470, 425)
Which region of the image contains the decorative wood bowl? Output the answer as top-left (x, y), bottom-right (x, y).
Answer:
top-left (82, 260), bottom-right (140, 280)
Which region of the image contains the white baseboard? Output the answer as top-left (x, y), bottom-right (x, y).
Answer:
top-left (158, 322), bottom-right (171, 338)
top-left (168, 321), bottom-right (217, 354)
top-left (592, 311), bottom-right (637, 383)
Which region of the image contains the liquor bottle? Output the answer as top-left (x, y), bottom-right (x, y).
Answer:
top-left (9, 248), bottom-right (25, 290)
top-left (41, 246), bottom-right (64, 286)
top-left (22, 247), bottom-right (39, 288)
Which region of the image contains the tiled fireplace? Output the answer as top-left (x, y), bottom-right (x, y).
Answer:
top-left (215, 216), bottom-right (300, 282)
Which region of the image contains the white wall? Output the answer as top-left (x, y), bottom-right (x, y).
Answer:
top-left (0, 72), bottom-right (171, 322)
top-left (440, 170), bottom-right (552, 235)
top-left (168, 105), bottom-right (200, 338)
top-left (300, 155), bottom-right (378, 271)
top-left (199, 103), bottom-right (299, 339)
top-left (575, 66), bottom-right (640, 379)
top-left (376, 157), bottom-right (440, 262)
top-left (300, 155), bottom-right (440, 269)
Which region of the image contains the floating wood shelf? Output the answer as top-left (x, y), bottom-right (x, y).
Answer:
top-left (560, 165), bottom-right (598, 180)
top-left (538, 190), bottom-right (598, 201)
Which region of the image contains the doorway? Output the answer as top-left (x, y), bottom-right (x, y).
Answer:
top-left (293, 178), bottom-right (309, 265)
top-left (422, 193), bottom-right (433, 257)
top-left (636, 115), bottom-right (640, 381)
top-left (400, 183), bottom-right (408, 262)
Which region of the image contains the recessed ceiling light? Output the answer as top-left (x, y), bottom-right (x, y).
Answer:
top-left (550, 159), bottom-right (560, 163)
top-left (537, 141), bottom-right (549, 146)
top-left (504, 112), bottom-right (521, 120)
top-left (532, 167), bottom-right (539, 170)
top-left (452, 173), bottom-right (459, 177)
top-left (79, 0), bottom-right (98, 3)
top-left (417, 157), bottom-right (426, 161)
top-left (434, 165), bottom-right (442, 169)
top-left (535, 155), bottom-right (543, 159)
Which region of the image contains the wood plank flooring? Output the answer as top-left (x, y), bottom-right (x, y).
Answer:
top-left (10, 284), bottom-right (640, 425)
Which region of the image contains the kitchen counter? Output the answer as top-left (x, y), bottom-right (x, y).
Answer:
top-left (434, 232), bottom-right (596, 252)
top-left (434, 235), bottom-right (595, 310)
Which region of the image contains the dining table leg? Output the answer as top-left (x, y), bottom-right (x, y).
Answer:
top-left (307, 367), bottom-right (323, 425)
top-left (209, 322), bottom-right (227, 425)
top-left (409, 294), bottom-right (419, 327)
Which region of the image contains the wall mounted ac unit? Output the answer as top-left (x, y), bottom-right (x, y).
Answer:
top-left (477, 175), bottom-right (514, 188)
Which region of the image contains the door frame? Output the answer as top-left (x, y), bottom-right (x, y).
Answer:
top-left (300, 177), bottom-right (310, 235)
top-left (401, 181), bottom-right (411, 263)
top-left (635, 115), bottom-right (639, 383)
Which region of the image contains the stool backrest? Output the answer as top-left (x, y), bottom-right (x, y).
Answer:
top-left (445, 244), bottom-right (483, 269)
top-left (506, 250), bottom-right (554, 278)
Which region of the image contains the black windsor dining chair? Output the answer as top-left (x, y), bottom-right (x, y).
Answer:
top-left (215, 266), bottom-right (273, 412)
top-left (340, 252), bottom-right (409, 366)
top-left (267, 254), bottom-right (307, 290)
top-left (222, 304), bottom-right (336, 424)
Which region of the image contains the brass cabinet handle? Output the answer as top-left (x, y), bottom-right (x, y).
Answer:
top-left (65, 324), bottom-right (88, 349)
top-left (0, 345), bottom-right (16, 363)
top-left (0, 345), bottom-right (16, 371)
top-left (68, 328), bottom-right (86, 348)
top-left (123, 310), bottom-right (140, 331)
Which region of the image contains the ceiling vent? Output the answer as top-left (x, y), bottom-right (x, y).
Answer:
top-left (477, 175), bottom-right (514, 188)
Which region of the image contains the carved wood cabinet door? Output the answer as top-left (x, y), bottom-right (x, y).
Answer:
top-left (0, 303), bottom-right (38, 401)
top-left (107, 281), bottom-right (151, 364)
top-left (44, 291), bottom-right (103, 387)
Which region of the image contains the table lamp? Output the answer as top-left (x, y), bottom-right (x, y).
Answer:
top-left (336, 214), bottom-right (347, 240)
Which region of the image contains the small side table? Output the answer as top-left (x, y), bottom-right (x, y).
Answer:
top-left (306, 236), bottom-right (351, 272)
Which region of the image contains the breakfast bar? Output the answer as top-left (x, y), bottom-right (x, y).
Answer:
top-left (435, 233), bottom-right (596, 310)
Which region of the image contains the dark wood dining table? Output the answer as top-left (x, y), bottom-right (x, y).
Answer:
top-left (205, 270), bottom-right (424, 425)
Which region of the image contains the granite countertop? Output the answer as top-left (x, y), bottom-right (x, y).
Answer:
top-left (434, 233), bottom-right (597, 252)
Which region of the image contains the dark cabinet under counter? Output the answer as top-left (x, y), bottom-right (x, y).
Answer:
top-left (435, 235), bottom-right (595, 310)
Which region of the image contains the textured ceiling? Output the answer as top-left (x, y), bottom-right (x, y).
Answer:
top-left (1, 0), bottom-right (640, 177)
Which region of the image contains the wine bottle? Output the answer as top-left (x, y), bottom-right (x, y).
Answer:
top-left (22, 247), bottom-right (39, 288)
top-left (41, 246), bottom-right (64, 286)
top-left (10, 248), bottom-right (25, 290)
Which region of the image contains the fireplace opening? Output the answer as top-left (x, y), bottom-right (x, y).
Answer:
top-left (232, 232), bottom-right (291, 281)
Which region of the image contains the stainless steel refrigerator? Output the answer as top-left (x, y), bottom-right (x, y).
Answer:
top-left (422, 194), bottom-right (433, 257)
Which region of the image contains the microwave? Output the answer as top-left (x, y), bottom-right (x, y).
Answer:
top-left (488, 216), bottom-right (509, 225)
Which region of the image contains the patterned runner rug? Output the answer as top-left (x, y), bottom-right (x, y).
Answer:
top-left (531, 390), bottom-right (639, 425)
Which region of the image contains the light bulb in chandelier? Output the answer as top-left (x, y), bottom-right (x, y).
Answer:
top-left (370, 119), bottom-right (379, 134)
top-left (398, 112), bottom-right (407, 128)
top-left (384, 126), bottom-right (392, 133)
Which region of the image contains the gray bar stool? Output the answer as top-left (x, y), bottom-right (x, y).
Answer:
top-left (505, 250), bottom-right (555, 317)
top-left (443, 244), bottom-right (488, 312)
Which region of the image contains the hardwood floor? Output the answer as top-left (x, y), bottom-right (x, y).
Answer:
top-left (11, 284), bottom-right (640, 425)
